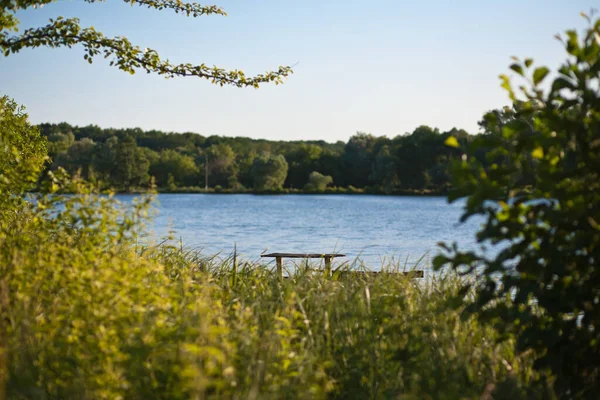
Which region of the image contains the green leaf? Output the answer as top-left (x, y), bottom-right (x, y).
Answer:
top-left (531, 147), bottom-right (544, 159)
top-left (502, 125), bottom-right (517, 139)
top-left (499, 74), bottom-right (516, 101)
top-left (444, 136), bottom-right (460, 148)
top-left (510, 63), bottom-right (524, 76)
top-left (533, 67), bottom-right (550, 86)
top-left (551, 77), bottom-right (575, 93)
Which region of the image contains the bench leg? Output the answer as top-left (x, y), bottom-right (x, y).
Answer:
top-left (276, 257), bottom-right (283, 279)
top-left (324, 256), bottom-right (332, 277)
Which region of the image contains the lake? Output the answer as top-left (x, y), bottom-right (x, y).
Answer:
top-left (116, 194), bottom-right (483, 270)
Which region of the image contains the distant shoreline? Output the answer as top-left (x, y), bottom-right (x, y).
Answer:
top-left (118, 188), bottom-right (448, 197)
top-left (30, 187), bottom-right (450, 197)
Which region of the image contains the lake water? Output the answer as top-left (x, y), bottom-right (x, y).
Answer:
top-left (116, 194), bottom-right (483, 270)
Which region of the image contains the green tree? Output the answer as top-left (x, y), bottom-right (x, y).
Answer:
top-left (206, 143), bottom-right (238, 188)
top-left (435, 16), bottom-right (600, 397)
top-left (1, 1), bottom-right (292, 87)
top-left (394, 126), bottom-right (442, 190)
top-left (285, 144), bottom-right (323, 188)
top-left (47, 130), bottom-right (74, 160)
top-left (36, 121), bottom-right (478, 193)
top-left (369, 145), bottom-right (399, 193)
top-left (0, 95), bottom-right (46, 198)
top-left (315, 149), bottom-right (344, 187)
top-left (64, 138), bottom-right (96, 179)
top-left (251, 152), bottom-right (288, 191)
top-left (236, 151), bottom-right (257, 189)
top-left (92, 135), bottom-right (119, 187)
top-left (115, 136), bottom-right (149, 191)
top-left (150, 149), bottom-right (199, 187)
top-left (342, 132), bottom-right (377, 188)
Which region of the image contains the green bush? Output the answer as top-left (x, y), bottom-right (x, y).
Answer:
top-left (304, 171), bottom-right (333, 192)
top-left (1, 191), bottom-right (235, 398)
top-left (435, 16), bottom-right (600, 397)
top-left (2, 222), bottom-right (538, 398)
top-left (0, 95), bottom-right (46, 197)
top-left (325, 186), bottom-right (348, 194)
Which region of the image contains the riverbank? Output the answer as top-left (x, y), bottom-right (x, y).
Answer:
top-left (103, 186), bottom-right (449, 196)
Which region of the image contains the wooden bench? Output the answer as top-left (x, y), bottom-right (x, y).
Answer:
top-left (260, 253), bottom-right (424, 279)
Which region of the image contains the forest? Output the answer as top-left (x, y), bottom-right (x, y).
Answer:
top-left (39, 122), bottom-right (471, 193)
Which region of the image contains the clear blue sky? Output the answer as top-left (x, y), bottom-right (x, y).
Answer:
top-left (0, 0), bottom-right (594, 142)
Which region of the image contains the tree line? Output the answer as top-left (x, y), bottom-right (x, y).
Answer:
top-left (39, 123), bottom-right (472, 193)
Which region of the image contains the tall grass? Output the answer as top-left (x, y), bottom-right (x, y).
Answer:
top-left (0, 192), bottom-right (537, 399)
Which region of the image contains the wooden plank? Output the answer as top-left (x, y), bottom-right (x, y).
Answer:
top-left (261, 253), bottom-right (346, 258)
top-left (276, 270), bottom-right (424, 279)
top-left (337, 270), bottom-right (424, 278)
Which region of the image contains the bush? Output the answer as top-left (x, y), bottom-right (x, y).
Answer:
top-left (303, 171), bottom-right (333, 192)
top-left (1, 187), bottom-right (237, 398)
top-left (325, 186), bottom-right (347, 194)
top-left (251, 152), bottom-right (288, 192)
top-left (0, 95), bottom-right (47, 197)
top-left (435, 16), bottom-right (600, 397)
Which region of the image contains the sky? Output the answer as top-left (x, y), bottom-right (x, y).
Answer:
top-left (0, 0), bottom-right (595, 142)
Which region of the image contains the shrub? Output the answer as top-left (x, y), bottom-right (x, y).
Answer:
top-left (347, 185), bottom-right (360, 194)
top-left (435, 16), bottom-right (600, 397)
top-left (304, 171), bottom-right (333, 192)
top-left (251, 152), bottom-right (288, 191)
top-left (0, 95), bottom-right (46, 197)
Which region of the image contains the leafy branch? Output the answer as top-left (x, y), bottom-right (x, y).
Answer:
top-left (0, 0), bottom-right (293, 87)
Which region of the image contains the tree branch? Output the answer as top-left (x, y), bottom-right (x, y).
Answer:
top-left (1, 1), bottom-right (293, 87)
top-left (0, 15), bottom-right (292, 87)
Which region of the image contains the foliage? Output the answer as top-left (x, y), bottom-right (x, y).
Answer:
top-left (0, 0), bottom-right (292, 87)
top-left (0, 95), bottom-right (47, 234)
top-left (1, 186), bottom-right (236, 399)
top-left (115, 135), bottom-right (150, 191)
top-left (206, 143), bottom-right (238, 188)
top-left (0, 189), bottom-right (540, 398)
top-left (92, 135), bottom-right (119, 186)
top-left (149, 149), bottom-right (199, 187)
top-left (47, 129), bottom-right (74, 160)
top-left (0, 95), bottom-right (46, 197)
top-left (251, 152), bottom-right (288, 192)
top-left (304, 171), bottom-right (333, 192)
top-left (369, 145), bottom-right (399, 193)
top-left (64, 138), bottom-right (96, 179)
top-left (37, 122), bottom-right (470, 193)
top-left (342, 132), bottom-right (377, 188)
top-left (285, 144), bottom-right (323, 189)
top-left (435, 16), bottom-right (600, 398)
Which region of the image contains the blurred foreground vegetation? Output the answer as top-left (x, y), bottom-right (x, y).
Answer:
top-left (1, 190), bottom-right (539, 399)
